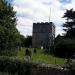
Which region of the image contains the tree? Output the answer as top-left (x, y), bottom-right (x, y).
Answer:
top-left (55, 34), bottom-right (63, 43)
top-left (20, 35), bottom-right (26, 47)
top-left (24, 36), bottom-right (32, 47)
top-left (20, 35), bottom-right (32, 47)
top-left (54, 38), bottom-right (75, 58)
top-left (0, 0), bottom-right (20, 55)
top-left (63, 8), bottom-right (75, 38)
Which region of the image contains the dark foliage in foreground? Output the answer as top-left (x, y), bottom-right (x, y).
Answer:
top-left (0, 56), bottom-right (75, 75)
top-left (0, 56), bottom-right (32, 75)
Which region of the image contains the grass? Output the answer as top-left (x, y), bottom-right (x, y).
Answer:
top-left (16, 48), bottom-right (65, 65)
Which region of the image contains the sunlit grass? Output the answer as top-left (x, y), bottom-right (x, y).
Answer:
top-left (16, 48), bottom-right (65, 65)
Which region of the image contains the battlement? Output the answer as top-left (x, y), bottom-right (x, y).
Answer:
top-left (33, 22), bottom-right (53, 25)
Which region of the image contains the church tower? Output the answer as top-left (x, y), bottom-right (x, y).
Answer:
top-left (32, 22), bottom-right (55, 48)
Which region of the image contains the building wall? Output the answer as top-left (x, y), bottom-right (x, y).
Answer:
top-left (32, 22), bottom-right (55, 48)
top-left (32, 33), bottom-right (49, 48)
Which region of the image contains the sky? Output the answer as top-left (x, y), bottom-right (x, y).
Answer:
top-left (10, 0), bottom-right (75, 37)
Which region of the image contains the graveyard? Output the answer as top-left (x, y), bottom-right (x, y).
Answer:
top-left (0, 0), bottom-right (75, 74)
top-left (16, 48), bottom-right (65, 65)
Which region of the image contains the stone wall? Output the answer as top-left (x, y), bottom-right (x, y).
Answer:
top-left (30, 63), bottom-right (74, 75)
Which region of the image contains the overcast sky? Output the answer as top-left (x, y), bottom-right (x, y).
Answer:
top-left (11, 0), bottom-right (75, 37)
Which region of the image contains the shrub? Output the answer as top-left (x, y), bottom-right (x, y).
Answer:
top-left (0, 56), bottom-right (31, 75)
top-left (54, 39), bottom-right (75, 58)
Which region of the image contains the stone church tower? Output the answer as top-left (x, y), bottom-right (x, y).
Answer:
top-left (32, 22), bottom-right (55, 48)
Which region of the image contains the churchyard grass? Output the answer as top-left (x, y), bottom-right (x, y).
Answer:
top-left (16, 48), bottom-right (65, 65)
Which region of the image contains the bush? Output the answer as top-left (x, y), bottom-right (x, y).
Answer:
top-left (0, 56), bottom-right (32, 75)
top-left (54, 39), bottom-right (75, 58)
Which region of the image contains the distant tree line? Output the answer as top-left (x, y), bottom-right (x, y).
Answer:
top-left (20, 35), bottom-right (32, 48)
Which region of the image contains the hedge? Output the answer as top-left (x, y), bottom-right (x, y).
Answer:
top-left (0, 56), bottom-right (32, 75)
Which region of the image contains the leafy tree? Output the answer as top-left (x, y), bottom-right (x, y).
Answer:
top-left (25, 36), bottom-right (32, 47)
top-left (57, 8), bottom-right (75, 58)
top-left (20, 35), bottom-right (26, 47)
top-left (20, 35), bottom-right (32, 47)
top-left (54, 38), bottom-right (75, 58)
top-left (0, 0), bottom-right (20, 55)
top-left (55, 34), bottom-right (63, 43)
top-left (63, 8), bottom-right (75, 38)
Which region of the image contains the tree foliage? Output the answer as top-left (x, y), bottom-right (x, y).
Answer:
top-left (0, 56), bottom-right (32, 75)
top-left (54, 38), bottom-right (75, 58)
top-left (54, 9), bottom-right (75, 58)
top-left (20, 35), bottom-right (32, 47)
top-left (25, 36), bottom-right (32, 47)
top-left (0, 0), bottom-right (20, 55)
top-left (63, 8), bottom-right (75, 38)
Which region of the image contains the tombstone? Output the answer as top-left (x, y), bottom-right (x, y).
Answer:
top-left (29, 50), bottom-right (32, 58)
top-left (34, 48), bottom-right (37, 53)
top-left (25, 48), bottom-right (29, 56)
top-left (25, 49), bottom-right (32, 62)
top-left (41, 46), bottom-right (43, 50)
